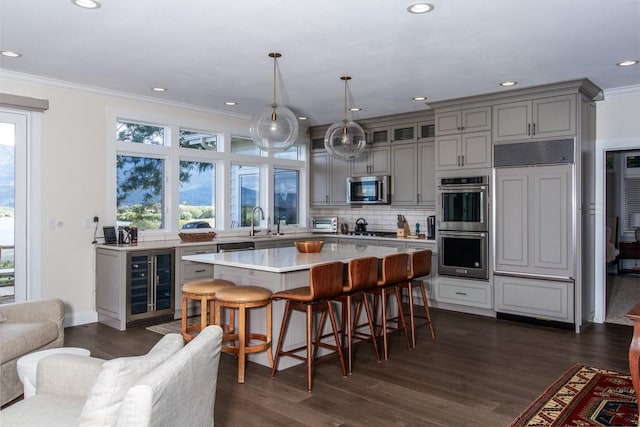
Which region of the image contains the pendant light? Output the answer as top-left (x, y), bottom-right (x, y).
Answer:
top-left (249, 52), bottom-right (299, 152)
top-left (324, 76), bottom-right (366, 160)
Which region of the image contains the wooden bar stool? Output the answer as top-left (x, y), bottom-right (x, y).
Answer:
top-left (400, 250), bottom-right (435, 348)
top-left (214, 285), bottom-right (273, 384)
top-left (181, 278), bottom-right (236, 342)
top-left (271, 261), bottom-right (347, 391)
top-left (366, 252), bottom-right (411, 360)
top-left (333, 256), bottom-right (381, 374)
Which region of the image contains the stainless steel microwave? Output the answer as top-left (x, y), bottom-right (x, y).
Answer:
top-left (347, 175), bottom-right (391, 205)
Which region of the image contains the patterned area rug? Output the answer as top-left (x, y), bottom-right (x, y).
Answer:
top-left (146, 319), bottom-right (189, 335)
top-left (510, 364), bottom-right (637, 427)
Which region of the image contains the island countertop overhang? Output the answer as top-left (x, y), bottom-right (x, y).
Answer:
top-left (182, 243), bottom-right (415, 273)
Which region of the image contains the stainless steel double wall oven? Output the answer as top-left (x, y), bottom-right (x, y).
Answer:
top-left (437, 176), bottom-right (489, 280)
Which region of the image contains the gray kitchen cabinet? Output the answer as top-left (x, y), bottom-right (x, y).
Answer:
top-left (494, 164), bottom-right (573, 277)
top-left (174, 244), bottom-right (217, 319)
top-left (391, 123), bottom-right (417, 143)
top-left (366, 126), bottom-right (391, 145)
top-left (390, 141), bottom-right (436, 207)
top-left (96, 247), bottom-right (174, 331)
top-left (493, 94), bottom-right (576, 143)
top-left (350, 145), bottom-right (390, 176)
top-left (435, 130), bottom-right (491, 171)
top-left (417, 141), bottom-right (436, 207)
top-left (435, 276), bottom-right (493, 309)
top-left (435, 106), bottom-right (491, 136)
top-left (391, 143), bottom-right (418, 205)
top-left (494, 275), bottom-right (574, 322)
top-left (310, 151), bottom-right (349, 206)
top-left (417, 120), bottom-right (436, 142)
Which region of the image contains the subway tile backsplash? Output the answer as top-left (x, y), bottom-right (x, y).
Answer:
top-left (310, 206), bottom-right (435, 232)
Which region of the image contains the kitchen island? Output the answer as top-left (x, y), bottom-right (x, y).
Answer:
top-left (183, 243), bottom-right (413, 369)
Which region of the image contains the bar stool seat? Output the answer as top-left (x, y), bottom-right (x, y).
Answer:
top-left (214, 285), bottom-right (274, 384)
top-left (181, 278), bottom-right (236, 342)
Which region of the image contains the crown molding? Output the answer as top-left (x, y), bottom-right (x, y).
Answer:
top-left (0, 69), bottom-right (252, 121)
top-left (603, 84), bottom-right (640, 98)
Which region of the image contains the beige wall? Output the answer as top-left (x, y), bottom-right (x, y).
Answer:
top-left (597, 88), bottom-right (640, 140)
top-left (2, 73), bottom-right (251, 325)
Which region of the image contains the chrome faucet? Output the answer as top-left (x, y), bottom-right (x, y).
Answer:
top-left (250, 206), bottom-right (265, 237)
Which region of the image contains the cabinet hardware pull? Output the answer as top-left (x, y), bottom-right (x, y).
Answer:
top-left (533, 123), bottom-right (536, 135)
top-left (528, 123), bottom-right (531, 135)
top-left (461, 155), bottom-right (465, 166)
top-left (195, 269), bottom-right (206, 273)
top-left (455, 292), bottom-right (467, 296)
top-left (457, 155), bottom-right (461, 166)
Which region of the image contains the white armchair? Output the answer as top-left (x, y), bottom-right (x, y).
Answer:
top-left (0, 326), bottom-right (223, 427)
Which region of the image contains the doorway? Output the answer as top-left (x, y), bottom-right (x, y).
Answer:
top-left (596, 139), bottom-right (640, 324)
top-left (0, 111), bottom-right (25, 304)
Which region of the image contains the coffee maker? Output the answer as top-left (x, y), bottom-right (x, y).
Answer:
top-left (426, 215), bottom-right (436, 240)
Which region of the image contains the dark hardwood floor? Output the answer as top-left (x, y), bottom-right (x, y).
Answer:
top-left (64, 308), bottom-right (633, 427)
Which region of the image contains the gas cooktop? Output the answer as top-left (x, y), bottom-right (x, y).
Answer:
top-left (348, 230), bottom-right (397, 238)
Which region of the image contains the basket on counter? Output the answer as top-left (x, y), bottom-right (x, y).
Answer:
top-left (178, 231), bottom-right (217, 242)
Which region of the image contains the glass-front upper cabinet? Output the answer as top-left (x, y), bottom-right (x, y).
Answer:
top-left (418, 121), bottom-right (436, 141)
top-left (391, 123), bottom-right (417, 143)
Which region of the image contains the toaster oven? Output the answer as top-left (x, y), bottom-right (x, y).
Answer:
top-left (311, 216), bottom-right (338, 233)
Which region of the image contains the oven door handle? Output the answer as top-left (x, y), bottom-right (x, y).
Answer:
top-left (439, 231), bottom-right (487, 238)
top-left (437, 185), bottom-right (486, 192)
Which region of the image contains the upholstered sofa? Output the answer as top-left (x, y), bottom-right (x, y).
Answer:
top-left (0, 298), bottom-right (65, 406)
top-left (0, 326), bottom-right (223, 427)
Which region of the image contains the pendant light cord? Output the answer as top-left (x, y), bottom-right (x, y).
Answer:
top-left (269, 52), bottom-right (282, 120)
top-left (341, 76), bottom-right (351, 137)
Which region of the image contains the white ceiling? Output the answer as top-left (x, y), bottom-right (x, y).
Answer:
top-left (1, 0), bottom-right (639, 126)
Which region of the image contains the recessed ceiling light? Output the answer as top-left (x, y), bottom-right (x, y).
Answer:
top-left (349, 107), bottom-right (362, 112)
top-left (0, 50), bottom-right (22, 58)
top-left (224, 101), bottom-right (237, 106)
top-left (500, 80), bottom-right (518, 87)
top-left (151, 87), bottom-right (167, 92)
top-left (407, 3), bottom-right (434, 14)
top-left (413, 96), bottom-right (428, 101)
top-left (71, 0), bottom-right (101, 9)
top-left (617, 60), bottom-right (639, 67)
top-left (298, 116), bottom-right (308, 121)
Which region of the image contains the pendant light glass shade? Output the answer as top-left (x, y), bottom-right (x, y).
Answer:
top-left (324, 76), bottom-right (366, 160)
top-left (249, 52), bottom-right (299, 152)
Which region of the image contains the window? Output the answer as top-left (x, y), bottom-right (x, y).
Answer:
top-left (179, 160), bottom-right (216, 228)
top-left (231, 136), bottom-right (260, 155)
top-left (231, 164), bottom-right (260, 227)
top-left (112, 114), bottom-right (307, 235)
top-left (117, 155), bottom-right (165, 230)
top-left (274, 169), bottom-right (299, 225)
top-left (117, 121), bottom-right (165, 145)
top-left (180, 129), bottom-right (217, 151)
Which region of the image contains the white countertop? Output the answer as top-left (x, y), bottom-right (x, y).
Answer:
top-left (182, 243), bottom-right (416, 273)
top-left (95, 233), bottom-right (435, 251)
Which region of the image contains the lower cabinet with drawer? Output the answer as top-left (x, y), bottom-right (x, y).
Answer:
top-left (175, 244), bottom-right (218, 319)
top-left (435, 277), bottom-right (493, 309)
